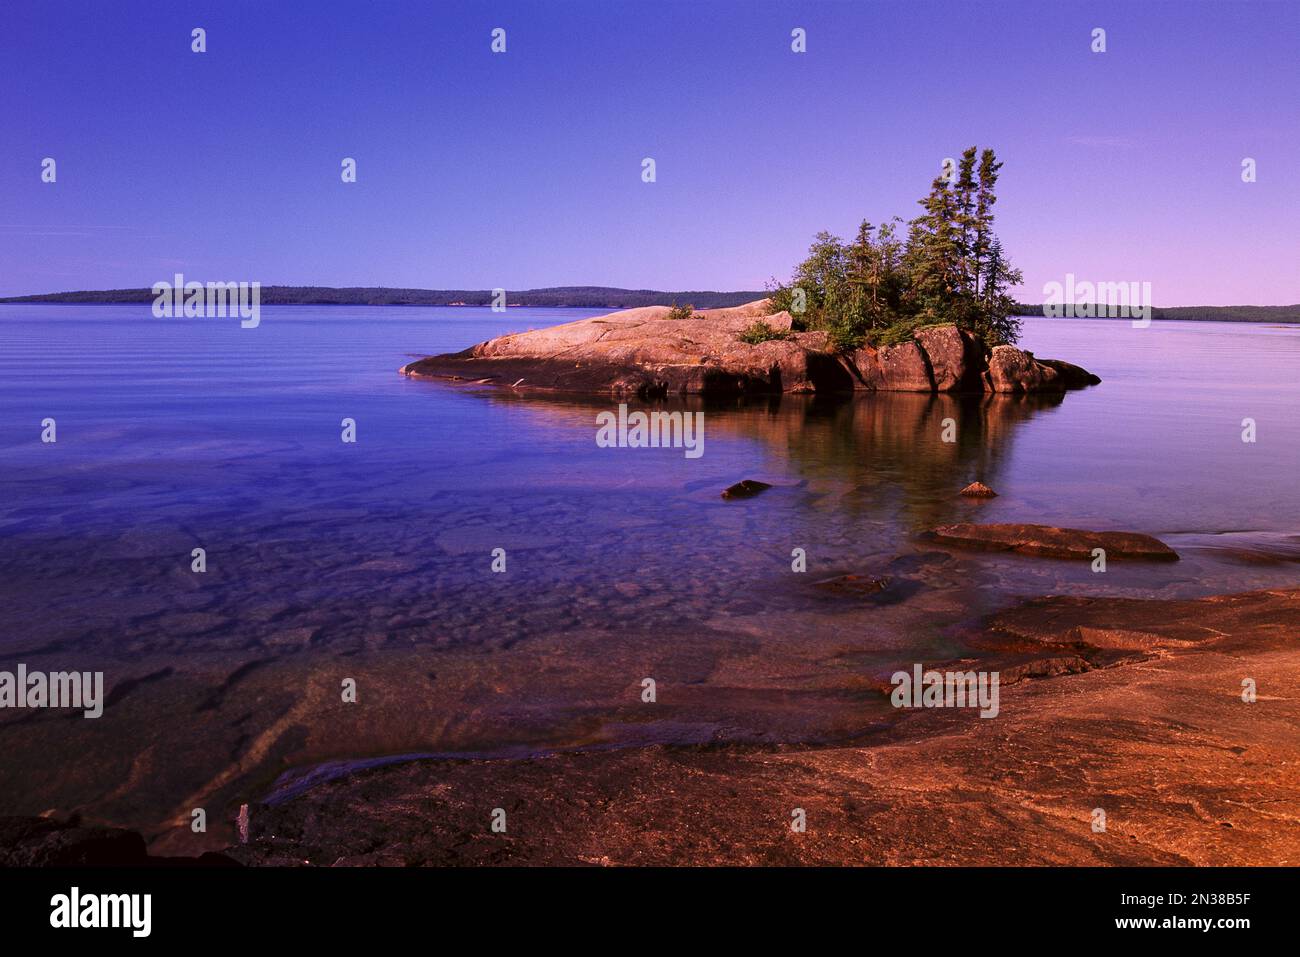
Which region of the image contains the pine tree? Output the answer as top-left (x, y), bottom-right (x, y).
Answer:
top-left (905, 175), bottom-right (963, 323)
top-left (978, 238), bottom-right (1023, 345)
top-left (954, 147), bottom-right (978, 297)
top-left (972, 148), bottom-right (1003, 302)
top-left (769, 148), bottom-right (1023, 351)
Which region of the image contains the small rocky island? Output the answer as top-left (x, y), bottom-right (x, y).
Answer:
top-left (406, 148), bottom-right (1103, 399)
top-left (401, 300), bottom-right (1100, 398)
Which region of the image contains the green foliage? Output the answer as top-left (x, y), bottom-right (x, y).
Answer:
top-left (736, 319), bottom-right (792, 344)
top-left (666, 302), bottom-right (695, 321)
top-left (866, 318), bottom-right (927, 348)
top-left (769, 147), bottom-right (1024, 352)
top-left (765, 282), bottom-right (799, 326)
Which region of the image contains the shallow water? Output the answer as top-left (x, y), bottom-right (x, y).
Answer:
top-left (1, 305), bottom-right (1298, 850)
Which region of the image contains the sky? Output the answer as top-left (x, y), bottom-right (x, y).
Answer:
top-left (1, 0), bottom-right (1297, 304)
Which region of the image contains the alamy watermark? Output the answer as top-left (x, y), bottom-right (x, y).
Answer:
top-left (1042, 273), bottom-right (1152, 327)
top-left (50, 887), bottom-right (150, 937)
top-left (595, 404), bottom-right (704, 459)
top-left (151, 273), bottom-right (261, 328)
top-left (0, 665), bottom-right (103, 718)
top-left (890, 663), bottom-right (1000, 718)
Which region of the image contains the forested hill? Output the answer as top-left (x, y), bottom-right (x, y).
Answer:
top-left (1014, 303), bottom-right (1300, 323)
top-left (0, 286), bottom-right (768, 309)
top-left (4, 288), bottom-right (1296, 323)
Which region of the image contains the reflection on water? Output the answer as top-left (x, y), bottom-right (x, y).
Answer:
top-left (1, 305), bottom-right (1298, 853)
top-left (474, 387), bottom-right (1066, 532)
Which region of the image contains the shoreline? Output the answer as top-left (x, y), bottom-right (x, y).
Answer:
top-left (12, 582), bottom-right (1286, 867)
top-left (220, 586), bottom-right (1300, 866)
top-left (2, 299), bottom-right (1298, 325)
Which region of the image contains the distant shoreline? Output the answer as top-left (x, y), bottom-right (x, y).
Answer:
top-left (0, 288), bottom-right (1297, 323)
top-left (0, 286), bottom-right (767, 311)
top-left (1013, 302), bottom-right (1300, 324)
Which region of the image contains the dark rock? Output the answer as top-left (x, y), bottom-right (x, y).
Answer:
top-left (1038, 358), bottom-right (1101, 388)
top-left (721, 480), bottom-right (773, 499)
top-left (814, 573), bottom-right (923, 606)
top-left (0, 816), bottom-right (241, 867)
top-left (0, 816), bottom-right (147, 866)
top-left (813, 574), bottom-right (890, 595)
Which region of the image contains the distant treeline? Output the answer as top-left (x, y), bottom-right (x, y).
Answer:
top-left (0, 286), bottom-right (768, 309)
top-left (1015, 303), bottom-right (1300, 323)
top-left (4, 287), bottom-right (1295, 322)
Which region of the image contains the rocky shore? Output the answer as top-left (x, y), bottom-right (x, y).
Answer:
top-left (197, 585), bottom-right (1297, 866)
top-left (6, 579), bottom-right (1295, 867)
top-left (401, 301), bottom-right (1100, 397)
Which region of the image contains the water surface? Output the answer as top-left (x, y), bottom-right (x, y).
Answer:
top-left (2, 305), bottom-right (1297, 851)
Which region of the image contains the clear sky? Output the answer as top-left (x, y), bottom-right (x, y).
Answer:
top-left (2, 0), bottom-right (1296, 304)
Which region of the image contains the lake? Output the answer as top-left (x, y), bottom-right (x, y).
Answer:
top-left (2, 304), bottom-right (1298, 851)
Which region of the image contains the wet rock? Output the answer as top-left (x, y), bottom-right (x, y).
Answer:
top-left (264, 626), bottom-right (321, 648)
top-left (986, 587), bottom-right (1300, 653)
top-left (721, 480), bottom-right (773, 499)
top-left (220, 582), bottom-right (1300, 866)
top-left (959, 482), bottom-right (998, 498)
top-left (814, 573), bottom-right (922, 606)
top-left (930, 523), bottom-right (1179, 561)
top-left (813, 574), bottom-right (890, 595)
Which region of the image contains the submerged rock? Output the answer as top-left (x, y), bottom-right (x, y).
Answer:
top-left (813, 573), bottom-right (890, 595)
top-left (721, 479), bottom-right (773, 499)
top-left (930, 523), bottom-right (1179, 561)
top-left (402, 301), bottom-right (1098, 397)
top-left (959, 482), bottom-right (998, 498)
top-left (813, 573), bottom-right (922, 606)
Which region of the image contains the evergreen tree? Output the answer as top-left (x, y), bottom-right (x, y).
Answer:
top-left (768, 147), bottom-right (1022, 352)
top-left (972, 148), bottom-right (1003, 302)
top-left (954, 147), bottom-right (979, 297)
top-left (976, 238), bottom-right (1023, 345)
top-left (904, 175), bottom-right (963, 323)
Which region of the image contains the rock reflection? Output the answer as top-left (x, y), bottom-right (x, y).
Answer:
top-left (468, 386), bottom-right (1064, 529)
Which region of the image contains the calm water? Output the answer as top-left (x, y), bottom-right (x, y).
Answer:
top-left (2, 305), bottom-right (1299, 851)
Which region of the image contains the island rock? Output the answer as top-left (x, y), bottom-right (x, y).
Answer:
top-left (401, 301), bottom-right (1099, 398)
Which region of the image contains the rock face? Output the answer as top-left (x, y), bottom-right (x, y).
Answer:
top-left (915, 325), bottom-right (986, 391)
top-left (931, 523), bottom-right (1179, 561)
top-left (401, 301), bottom-right (1099, 397)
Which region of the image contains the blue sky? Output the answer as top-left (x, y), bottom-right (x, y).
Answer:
top-left (2, 0), bottom-right (1297, 303)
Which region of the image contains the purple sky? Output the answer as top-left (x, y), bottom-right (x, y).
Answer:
top-left (2, 0), bottom-right (1297, 304)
